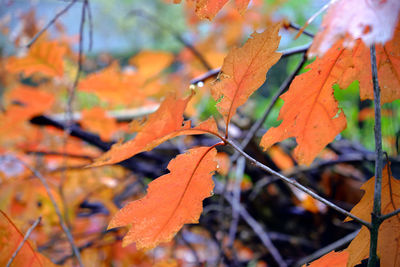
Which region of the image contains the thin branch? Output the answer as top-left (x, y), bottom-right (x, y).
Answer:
top-left (61, 0), bottom-right (87, 230)
top-left (27, 0), bottom-right (78, 48)
top-left (368, 44), bottom-right (384, 267)
top-left (66, 0), bottom-right (87, 127)
top-left (86, 0), bottom-right (93, 51)
top-left (231, 52), bottom-right (308, 162)
top-left (227, 156), bottom-right (245, 248)
top-left (381, 208), bottom-right (400, 221)
top-left (6, 216), bottom-right (42, 267)
top-left (25, 150), bottom-right (94, 161)
top-left (286, 22), bottom-right (315, 38)
top-left (225, 139), bottom-right (372, 228)
top-left (215, 181), bottom-right (288, 267)
top-left (14, 157), bottom-right (84, 267)
top-left (295, 229), bottom-right (360, 267)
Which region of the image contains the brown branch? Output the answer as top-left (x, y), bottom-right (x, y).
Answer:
top-left (225, 138), bottom-right (372, 228)
top-left (368, 44), bottom-right (384, 267)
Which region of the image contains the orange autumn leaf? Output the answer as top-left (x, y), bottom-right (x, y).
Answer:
top-left (0, 210), bottom-right (56, 267)
top-left (108, 146), bottom-right (218, 249)
top-left (176, 0), bottom-right (250, 20)
top-left (308, 0), bottom-right (400, 57)
top-left (215, 152), bottom-right (230, 176)
top-left (348, 24), bottom-right (400, 104)
top-left (268, 145), bottom-right (294, 171)
top-left (304, 250), bottom-right (348, 267)
top-left (78, 62), bottom-right (145, 106)
top-left (80, 107), bottom-right (118, 141)
top-left (4, 86), bottom-right (55, 122)
top-left (344, 164), bottom-right (400, 267)
top-left (91, 92), bottom-right (220, 167)
top-left (6, 41), bottom-right (66, 77)
top-left (211, 23), bottom-right (281, 133)
top-left (260, 42), bottom-right (348, 165)
top-left (129, 50), bottom-right (174, 79)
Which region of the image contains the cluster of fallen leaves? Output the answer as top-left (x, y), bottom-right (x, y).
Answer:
top-left (0, 0), bottom-right (400, 266)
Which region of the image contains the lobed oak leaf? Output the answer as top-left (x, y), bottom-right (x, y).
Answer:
top-left (260, 42), bottom-right (349, 165)
top-left (6, 41), bottom-right (66, 77)
top-left (108, 146), bottom-right (218, 249)
top-left (344, 164), bottom-right (400, 267)
top-left (210, 23), bottom-right (281, 134)
top-left (304, 250), bottom-right (348, 267)
top-left (91, 92), bottom-right (220, 167)
top-left (309, 0), bottom-right (400, 57)
top-left (0, 210), bottom-right (56, 267)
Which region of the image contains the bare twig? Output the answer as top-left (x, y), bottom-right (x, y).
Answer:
top-left (381, 208), bottom-right (400, 221)
top-left (25, 150), bottom-right (93, 161)
top-left (225, 139), bottom-right (372, 228)
top-left (286, 22), bottom-right (315, 38)
top-left (66, 0), bottom-right (87, 126)
top-left (86, 0), bottom-right (93, 51)
top-left (227, 156), bottom-right (245, 248)
top-left (14, 158), bottom-right (84, 266)
top-left (368, 44), bottom-right (384, 267)
top-left (61, 0), bottom-right (88, 230)
top-left (295, 229), bottom-right (360, 267)
top-left (231, 52), bottom-right (308, 161)
top-left (6, 216), bottom-right (42, 267)
top-left (215, 181), bottom-right (287, 267)
top-left (27, 0), bottom-right (78, 47)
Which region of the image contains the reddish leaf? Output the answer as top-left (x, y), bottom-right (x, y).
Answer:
top-left (0, 210), bottom-right (55, 267)
top-left (210, 24), bottom-right (281, 134)
top-left (260, 42), bottom-right (348, 165)
top-left (309, 0), bottom-right (400, 57)
top-left (304, 250), bottom-right (348, 267)
top-left (91, 92), bottom-right (220, 167)
top-left (345, 164), bottom-right (400, 267)
top-left (6, 41), bottom-right (66, 77)
top-left (108, 146), bottom-right (218, 249)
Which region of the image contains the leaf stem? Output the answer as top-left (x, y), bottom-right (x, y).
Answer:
top-left (6, 216), bottom-right (42, 267)
top-left (368, 44), bottom-right (384, 267)
top-left (225, 138), bottom-right (371, 228)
